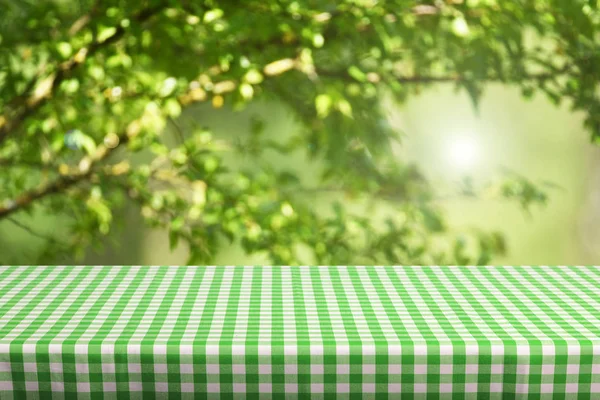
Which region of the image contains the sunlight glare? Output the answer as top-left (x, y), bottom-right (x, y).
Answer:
top-left (448, 136), bottom-right (479, 170)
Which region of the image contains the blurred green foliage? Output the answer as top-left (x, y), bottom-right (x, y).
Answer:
top-left (1, 0), bottom-right (596, 265)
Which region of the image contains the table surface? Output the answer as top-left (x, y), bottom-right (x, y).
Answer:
top-left (0, 266), bottom-right (599, 398)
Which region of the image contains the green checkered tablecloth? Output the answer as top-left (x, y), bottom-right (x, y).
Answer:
top-left (0, 266), bottom-right (599, 399)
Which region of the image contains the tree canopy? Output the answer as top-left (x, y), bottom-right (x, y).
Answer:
top-left (0, 0), bottom-right (594, 264)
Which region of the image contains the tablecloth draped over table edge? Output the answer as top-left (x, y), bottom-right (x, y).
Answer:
top-left (0, 266), bottom-right (598, 398)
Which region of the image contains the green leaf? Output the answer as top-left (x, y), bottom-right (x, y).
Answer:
top-left (164, 98), bottom-right (182, 117)
top-left (61, 79), bottom-right (79, 94)
top-left (56, 42), bottom-right (72, 58)
top-left (204, 9), bottom-right (224, 23)
top-left (86, 198), bottom-right (112, 234)
top-left (462, 81), bottom-right (482, 112)
top-left (239, 83), bottom-right (254, 100)
top-left (452, 16), bottom-right (470, 37)
top-left (169, 230), bottom-right (180, 250)
top-left (315, 94), bottom-right (332, 118)
top-left (171, 216), bottom-right (185, 231)
top-left (337, 99), bottom-right (353, 118)
top-left (312, 33), bottom-right (325, 48)
top-left (160, 77), bottom-right (178, 97)
top-left (244, 69), bottom-right (264, 84)
top-left (97, 26), bottom-right (117, 43)
top-left (421, 208), bottom-right (445, 232)
top-left (67, 130), bottom-right (97, 155)
top-left (347, 66), bottom-right (366, 82)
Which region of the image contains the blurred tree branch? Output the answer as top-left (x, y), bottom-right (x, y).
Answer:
top-left (0, 132), bottom-right (129, 219)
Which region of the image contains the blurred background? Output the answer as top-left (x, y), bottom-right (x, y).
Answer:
top-left (2, 82), bottom-right (597, 265)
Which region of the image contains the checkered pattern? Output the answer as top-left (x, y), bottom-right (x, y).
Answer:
top-left (0, 266), bottom-right (599, 398)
